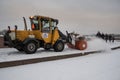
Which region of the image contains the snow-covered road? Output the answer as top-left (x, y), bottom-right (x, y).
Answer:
top-left (0, 48), bottom-right (120, 80)
top-left (0, 37), bottom-right (120, 80)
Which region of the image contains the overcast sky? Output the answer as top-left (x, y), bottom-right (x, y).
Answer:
top-left (0, 0), bottom-right (120, 34)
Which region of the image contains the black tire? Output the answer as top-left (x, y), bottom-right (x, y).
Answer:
top-left (54, 40), bottom-right (64, 52)
top-left (24, 41), bottom-right (37, 54)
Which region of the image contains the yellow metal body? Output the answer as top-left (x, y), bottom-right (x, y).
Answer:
top-left (12, 15), bottom-right (60, 45)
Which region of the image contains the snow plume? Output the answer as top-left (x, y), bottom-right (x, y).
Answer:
top-left (87, 37), bottom-right (111, 51)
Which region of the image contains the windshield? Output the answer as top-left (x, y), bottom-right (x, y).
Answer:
top-left (42, 20), bottom-right (50, 32)
top-left (51, 21), bottom-right (57, 30)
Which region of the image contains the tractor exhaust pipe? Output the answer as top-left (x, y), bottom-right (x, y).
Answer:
top-left (23, 17), bottom-right (27, 30)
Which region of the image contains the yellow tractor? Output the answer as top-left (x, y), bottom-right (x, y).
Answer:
top-left (4, 15), bottom-right (66, 54)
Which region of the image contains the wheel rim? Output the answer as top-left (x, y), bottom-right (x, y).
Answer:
top-left (57, 42), bottom-right (63, 50)
top-left (27, 43), bottom-right (36, 52)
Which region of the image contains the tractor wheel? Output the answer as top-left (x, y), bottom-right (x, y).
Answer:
top-left (54, 40), bottom-right (64, 52)
top-left (24, 41), bottom-right (37, 54)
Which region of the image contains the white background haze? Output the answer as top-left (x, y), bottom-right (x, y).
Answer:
top-left (0, 0), bottom-right (120, 34)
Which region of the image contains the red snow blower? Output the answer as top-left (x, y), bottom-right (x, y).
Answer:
top-left (66, 31), bottom-right (87, 50)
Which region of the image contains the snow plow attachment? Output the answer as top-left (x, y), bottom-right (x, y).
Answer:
top-left (67, 39), bottom-right (87, 50)
top-left (75, 40), bottom-right (87, 50)
top-left (66, 31), bottom-right (87, 50)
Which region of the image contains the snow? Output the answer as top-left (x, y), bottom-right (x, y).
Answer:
top-left (0, 49), bottom-right (120, 80)
top-left (0, 37), bottom-right (120, 62)
top-left (0, 37), bottom-right (120, 80)
top-left (0, 35), bottom-right (3, 37)
top-left (0, 11), bottom-right (119, 79)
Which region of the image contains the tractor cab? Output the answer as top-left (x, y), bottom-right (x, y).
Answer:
top-left (29, 16), bottom-right (60, 45)
top-left (30, 16), bottom-right (58, 32)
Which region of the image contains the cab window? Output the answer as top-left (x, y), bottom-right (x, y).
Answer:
top-left (31, 19), bottom-right (39, 30)
top-left (42, 20), bottom-right (50, 32)
top-left (51, 21), bottom-right (57, 30)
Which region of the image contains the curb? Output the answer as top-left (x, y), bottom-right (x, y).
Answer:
top-left (0, 51), bottom-right (101, 68)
